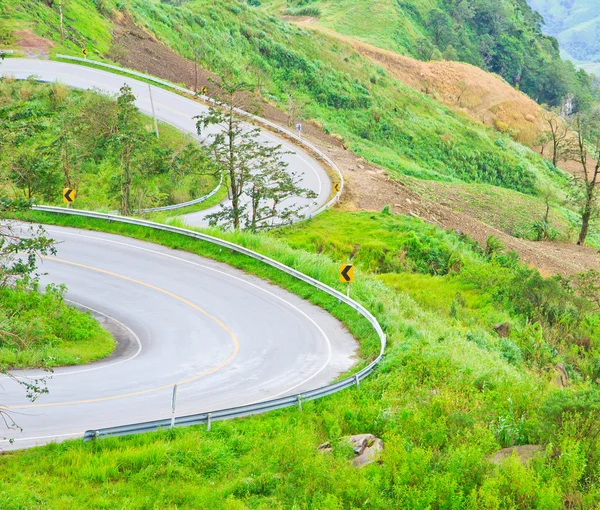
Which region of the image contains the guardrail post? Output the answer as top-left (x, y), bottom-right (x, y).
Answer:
top-left (170, 384), bottom-right (178, 429)
top-left (355, 374), bottom-right (360, 388)
top-left (207, 412), bottom-right (212, 432)
top-left (297, 395), bottom-right (303, 412)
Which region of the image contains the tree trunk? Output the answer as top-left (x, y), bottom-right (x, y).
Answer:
top-left (227, 108), bottom-right (240, 230)
top-left (121, 149), bottom-right (132, 216)
top-left (578, 208), bottom-right (591, 246)
top-left (578, 186), bottom-right (594, 246)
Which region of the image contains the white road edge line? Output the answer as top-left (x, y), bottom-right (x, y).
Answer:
top-left (46, 228), bottom-right (334, 393)
top-left (1, 300), bottom-right (143, 380)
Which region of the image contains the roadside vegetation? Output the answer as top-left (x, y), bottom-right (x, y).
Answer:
top-left (0, 78), bottom-right (218, 213)
top-left (0, 283), bottom-right (115, 369)
top-left (2, 208), bottom-right (600, 507)
top-left (0, 199), bottom-right (115, 371)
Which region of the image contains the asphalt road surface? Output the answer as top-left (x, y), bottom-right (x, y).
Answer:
top-left (0, 226), bottom-right (357, 450)
top-left (0, 59), bottom-right (332, 225)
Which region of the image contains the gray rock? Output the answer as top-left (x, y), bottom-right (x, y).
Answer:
top-left (493, 322), bottom-right (511, 338)
top-left (318, 434), bottom-right (384, 468)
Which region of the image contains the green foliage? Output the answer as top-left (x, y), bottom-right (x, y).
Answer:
top-left (263, 0), bottom-right (600, 110)
top-left (0, 283), bottom-right (115, 369)
top-left (0, 79), bottom-right (218, 211)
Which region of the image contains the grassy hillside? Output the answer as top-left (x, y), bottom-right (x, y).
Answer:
top-left (262, 0), bottom-right (598, 108)
top-left (2, 209), bottom-right (600, 507)
top-left (3, 0), bottom-right (594, 243)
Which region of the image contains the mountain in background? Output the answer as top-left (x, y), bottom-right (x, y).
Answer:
top-left (527, 0), bottom-right (600, 76)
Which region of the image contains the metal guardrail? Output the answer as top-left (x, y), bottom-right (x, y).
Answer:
top-left (108, 174), bottom-right (223, 215)
top-left (33, 206), bottom-right (386, 441)
top-left (134, 172), bottom-right (223, 214)
top-left (55, 55), bottom-right (345, 218)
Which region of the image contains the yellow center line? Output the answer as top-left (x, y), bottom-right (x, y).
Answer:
top-left (8, 257), bottom-right (240, 409)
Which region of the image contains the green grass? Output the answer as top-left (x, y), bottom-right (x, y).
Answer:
top-left (2, 208), bottom-right (600, 507)
top-left (0, 284), bottom-right (115, 369)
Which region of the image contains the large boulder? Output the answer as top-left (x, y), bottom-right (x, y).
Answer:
top-left (493, 322), bottom-right (511, 337)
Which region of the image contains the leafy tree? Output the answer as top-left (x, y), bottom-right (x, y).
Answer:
top-left (195, 77), bottom-right (315, 231)
top-left (110, 84), bottom-right (143, 216)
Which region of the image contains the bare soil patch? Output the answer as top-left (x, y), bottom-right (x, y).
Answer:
top-left (13, 30), bottom-right (54, 59)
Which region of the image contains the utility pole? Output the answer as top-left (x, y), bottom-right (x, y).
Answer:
top-left (194, 49), bottom-right (198, 94)
top-left (148, 84), bottom-right (159, 139)
top-left (59, 0), bottom-right (65, 45)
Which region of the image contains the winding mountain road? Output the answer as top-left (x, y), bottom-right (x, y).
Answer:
top-left (0, 60), bottom-right (354, 450)
top-left (0, 59), bottom-right (332, 225)
top-left (1, 226), bottom-right (356, 450)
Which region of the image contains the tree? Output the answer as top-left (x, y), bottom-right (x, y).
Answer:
top-left (543, 108), bottom-right (569, 167)
top-left (0, 198), bottom-right (53, 432)
top-left (110, 84), bottom-right (143, 216)
top-left (568, 111), bottom-right (600, 246)
top-left (195, 77), bottom-right (316, 231)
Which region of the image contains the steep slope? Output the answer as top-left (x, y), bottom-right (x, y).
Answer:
top-left (293, 22), bottom-right (547, 147)
top-left (262, 0), bottom-right (595, 108)
top-left (3, 0), bottom-right (599, 257)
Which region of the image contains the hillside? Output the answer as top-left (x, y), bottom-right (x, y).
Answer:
top-left (291, 21), bottom-right (547, 147)
top-left (2, 0), bottom-right (599, 258)
top-left (262, 0), bottom-right (597, 108)
top-left (527, 0), bottom-right (600, 75)
top-left (3, 1), bottom-right (600, 508)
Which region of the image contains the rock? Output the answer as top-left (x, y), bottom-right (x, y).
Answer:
top-left (490, 445), bottom-right (543, 465)
top-left (525, 114), bottom-right (536, 123)
top-left (454, 229), bottom-right (464, 236)
top-left (553, 364), bottom-right (569, 388)
top-left (351, 434), bottom-right (384, 468)
top-left (318, 434), bottom-right (384, 468)
top-left (493, 322), bottom-right (511, 338)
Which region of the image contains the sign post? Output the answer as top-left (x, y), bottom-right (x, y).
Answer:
top-left (170, 384), bottom-right (178, 429)
top-left (340, 264), bottom-right (354, 298)
top-left (63, 188), bottom-right (76, 208)
top-left (333, 182), bottom-right (340, 193)
top-left (148, 84), bottom-right (160, 139)
top-left (82, 48), bottom-right (88, 59)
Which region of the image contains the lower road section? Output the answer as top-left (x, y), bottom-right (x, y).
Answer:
top-left (1, 226), bottom-right (357, 449)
